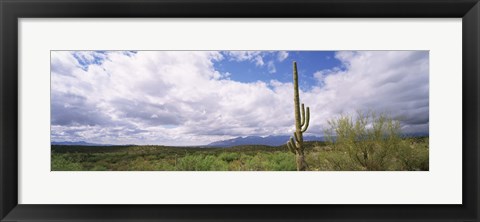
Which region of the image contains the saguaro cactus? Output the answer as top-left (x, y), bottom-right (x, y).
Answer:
top-left (287, 61), bottom-right (310, 171)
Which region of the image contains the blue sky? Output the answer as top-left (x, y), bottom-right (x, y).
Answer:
top-left (214, 51), bottom-right (343, 90)
top-left (51, 50), bottom-right (429, 145)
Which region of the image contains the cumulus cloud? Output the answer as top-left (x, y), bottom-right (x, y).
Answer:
top-left (307, 51), bottom-right (429, 135)
top-left (254, 56), bottom-right (264, 66)
top-left (277, 51), bottom-right (289, 62)
top-left (51, 51), bottom-right (293, 145)
top-left (224, 51), bottom-right (267, 67)
top-left (225, 51), bottom-right (258, 64)
top-left (71, 51), bottom-right (108, 70)
top-left (51, 51), bottom-right (428, 145)
top-left (267, 60), bottom-right (276, 74)
top-left (313, 67), bottom-right (342, 86)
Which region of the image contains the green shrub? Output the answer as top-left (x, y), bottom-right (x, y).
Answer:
top-left (219, 152), bottom-right (240, 162)
top-left (244, 154), bottom-right (267, 171)
top-left (325, 112), bottom-right (404, 170)
top-left (397, 138), bottom-right (429, 171)
top-left (51, 155), bottom-right (83, 171)
top-left (177, 154), bottom-right (229, 171)
top-left (307, 150), bottom-right (360, 171)
top-left (267, 152), bottom-right (296, 171)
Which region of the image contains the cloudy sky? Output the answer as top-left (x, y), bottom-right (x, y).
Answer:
top-left (51, 51), bottom-right (429, 146)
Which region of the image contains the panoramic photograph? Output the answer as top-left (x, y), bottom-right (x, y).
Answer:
top-left (51, 50), bottom-right (429, 171)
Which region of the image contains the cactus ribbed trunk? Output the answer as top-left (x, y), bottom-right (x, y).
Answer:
top-left (296, 151), bottom-right (307, 171)
top-left (290, 61), bottom-right (309, 171)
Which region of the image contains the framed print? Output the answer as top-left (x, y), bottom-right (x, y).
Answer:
top-left (1, 0), bottom-right (479, 221)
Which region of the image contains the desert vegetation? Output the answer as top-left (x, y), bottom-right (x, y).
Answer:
top-left (51, 135), bottom-right (428, 171)
top-left (52, 145), bottom-right (297, 171)
top-left (323, 111), bottom-right (429, 171)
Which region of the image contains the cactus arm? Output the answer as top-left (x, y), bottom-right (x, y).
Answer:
top-left (301, 107), bottom-right (310, 133)
top-left (287, 140), bottom-right (296, 154)
top-left (294, 132), bottom-right (300, 144)
top-left (289, 137), bottom-right (296, 149)
top-left (301, 103), bottom-right (306, 126)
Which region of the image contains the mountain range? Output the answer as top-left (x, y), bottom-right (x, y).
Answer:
top-left (51, 136), bottom-right (324, 147)
top-left (206, 135), bottom-right (324, 147)
top-left (205, 132), bottom-right (428, 148)
top-left (51, 141), bottom-right (114, 146)
top-left (52, 132), bottom-right (427, 147)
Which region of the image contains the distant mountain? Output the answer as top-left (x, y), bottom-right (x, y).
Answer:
top-left (207, 135), bottom-right (325, 147)
top-left (51, 141), bottom-right (113, 146)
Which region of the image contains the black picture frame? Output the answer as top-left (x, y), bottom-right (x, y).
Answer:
top-left (1, 0), bottom-right (479, 221)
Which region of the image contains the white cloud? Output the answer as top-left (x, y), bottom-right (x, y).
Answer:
top-left (313, 67), bottom-right (343, 85)
top-left (277, 51), bottom-right (289, 62)
top-left (224, 51), bottom-right (267, 67)
top-left (306, 51), bottom-right (429, 135)
top-left (51, 51), bottom-right (428, 146)
top-left (267, 60), bottom-right (276, 73)
top-left (51, 51), bottom-right (293, 145)
top-left (254, 56), bottom-right (264, 66)
top-left (72, 51), bottom-right (107, 65)
top-left (225, 51), bottom-right (259, 61)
